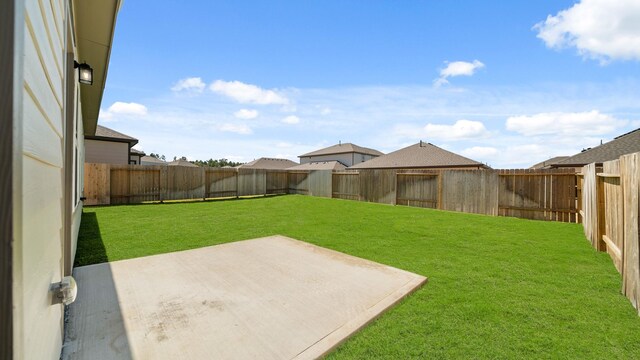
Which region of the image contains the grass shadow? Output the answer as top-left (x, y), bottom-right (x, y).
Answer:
top-left (74, 211), bottom-right (108, 267)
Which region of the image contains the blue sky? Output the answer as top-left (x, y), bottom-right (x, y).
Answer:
top-left (99, 0), bottom-right (640, 168)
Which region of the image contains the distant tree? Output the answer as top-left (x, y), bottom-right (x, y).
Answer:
top-left (192, 158), bottom-right (243, 168)
top-left (149, 153), bottom-right (166, 161)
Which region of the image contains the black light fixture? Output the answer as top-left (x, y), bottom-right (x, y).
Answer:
top-left (74, 61), bottom-right (93, 85)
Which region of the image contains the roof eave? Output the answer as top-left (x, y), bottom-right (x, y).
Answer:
top-left (85, 135), bottom-right (137, 147)
top-left (75, 0), bottom-right (122, 136)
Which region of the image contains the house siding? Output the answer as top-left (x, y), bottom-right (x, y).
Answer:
top-left (85, 139), bottom-right (129, 164)
top-left (16, 0), bottom-right (77, 358)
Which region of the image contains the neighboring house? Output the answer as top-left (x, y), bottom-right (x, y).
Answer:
top-left (129, 148), bottom-right (145, 165)
top-left (288, 161), bottom-right (347, 171)
top-left (168, 159), bottom-right (199, 167)
top-left (141, 155), bottom-right (168, 166)
top-left (529, 156), bottom-right (569, 170)
top-left (552, 128), bottom-right (640, 169)
top-left (349, 142), bottom-right (490, 170)
top-left (3, 1), bottom-right (121, 359)
top-left (238, 157), bottom-right (298, 170)
top-left (85, 125), bottom-right (138, 165)
top-left (299, 142), bottom-right (383, 166)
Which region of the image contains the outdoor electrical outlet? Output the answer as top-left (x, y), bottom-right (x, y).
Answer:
top-left (51, 276), bottom-right (78, 306)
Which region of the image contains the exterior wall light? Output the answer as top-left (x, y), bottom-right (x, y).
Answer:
top-left (74, 61), bottom-right (93, 85)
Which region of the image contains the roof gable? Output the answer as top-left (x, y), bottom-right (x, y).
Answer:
top-left (299, 143), bottom-right (383, 157)
top-left (88, 125), bottom-right (138, 146)
top-left (168, 159), bottom-right (198, 167)
top-left (349, 142), bottom-right (486, 169)
top-left (239, 157), bottom-right (298, 170)
top-left (288, 161), bottom-right (347, 171)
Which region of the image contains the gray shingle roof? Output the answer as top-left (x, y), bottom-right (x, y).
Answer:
top-left (554, 128), bottom-right (640, 167)
top-left (91, 125), bottom-right (138, 146)
top-left (130, 148), bottom-right (145, 155)
top-left (287, 161), bottom-right (347, 171)
top-left (299, 143), bottom-right (383, 157)
top-left (141, 156), bottom-right (166, 164)
top-left (349, 142), bottom-right (488, 169)
top-left (529, 156), bottom-right (569, 169)
top-left (168, 159), bottom-right (198, 167)
top-left (238, 157), bottom-right (298, 170)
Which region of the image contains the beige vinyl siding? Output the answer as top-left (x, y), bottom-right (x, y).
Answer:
top-left (19, 0), bottom-right (67, 358)
top-left (85, 139), bottom-right (129, 164)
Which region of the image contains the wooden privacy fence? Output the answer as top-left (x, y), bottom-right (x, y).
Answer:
top-left (86, 163), bottom-right (579, 222)
top-left (580, 152), bottom-right (640, 314)
top-left (333, 168), bottom-right (578, 220)
top-left (84, 165), bottom-right (334, 205)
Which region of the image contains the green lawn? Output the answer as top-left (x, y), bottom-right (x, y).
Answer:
top-left (77, 195), bottom-right (640, 359)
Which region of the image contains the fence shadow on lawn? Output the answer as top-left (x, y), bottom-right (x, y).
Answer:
top-left (75, 211), bottom-right (109, 267)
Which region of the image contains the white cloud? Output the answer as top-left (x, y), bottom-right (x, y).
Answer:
top-left (534, 0), bottom-right (640, 62)
top-left (435, 60), bottom-right (485, 86)
top-left (276, 142), bottom-right (293, 148)
top-left (282, 115), bottom-right (300, 124)
top-left (99, 101), bottom-right (148, 121)
top-left (171, 77), bottom-right (206, 92)
top-left (461, 146), bottom-right (498, 159)
top-left (104, 81), bottom-right (640, 169)
top-left (505, 110), bottom-right (626, 136)
top-left (424, 119), bottom-right (489, 140)
top-left (210, 80), bottom-right (289, 105)
top-left (234, 109), bottom-right (259, 119)
top-left (218, 123), bottom-right (252, 135)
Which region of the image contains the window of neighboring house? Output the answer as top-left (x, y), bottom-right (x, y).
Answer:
top-left (129, 160), bottom-right (136, 165)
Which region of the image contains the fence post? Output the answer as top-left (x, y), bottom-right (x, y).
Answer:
top-left (620, 152), bottom-right (640, 312)
top-left (596, 174), bottom-right (607, 251)
top-left (159, 166), bottom-right (168, 203)
top-left (235, 169), bottom-right (239, 198)
top-left (437, 172), bottom-right (443, 210)
top-left (201, 167), bottom-right (206, 200)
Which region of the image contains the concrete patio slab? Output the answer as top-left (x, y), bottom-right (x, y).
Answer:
top-left (62, 235), bottom-right (427, 359)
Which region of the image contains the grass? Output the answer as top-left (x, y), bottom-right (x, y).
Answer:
top-left (77, 195), bottom-right (640, 359)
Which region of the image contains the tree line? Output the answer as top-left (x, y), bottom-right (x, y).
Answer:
top-left (148, 153), bottom-right (243, 167)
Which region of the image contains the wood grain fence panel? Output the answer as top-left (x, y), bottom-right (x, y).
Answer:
top-left (288, 171), bottom-right (309, 195)
top-left (332, 172), bottom-right (359, 200)
top-left (308, 170), bottom-right (332, 197)
top-left (165, 166), bottom-right (205, 200)
top-left (109, 165), bottom-right (131, 205)
top-left (266, 170), bottom-right (288, 194)
top-left (602, 159), bottom-right (623, 272)
top-left (83, 163), bottom-right (110, 205)
top-left (359, 169), bottom-right (396, 204)
top-left (238, 168), bottom-right (266, 196)
top-left (497, 169), bottom-right (577, 222)
top-left (205, 168), bottom-right (238, 198)
top-left (396, 173), bottom-right (438, 208)
top-left (621, 153), bottom-right (640, 312)
top-left (442, 170), bottom-right (498, 215)
top-left (127, 166), bottom-right (161, 203)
